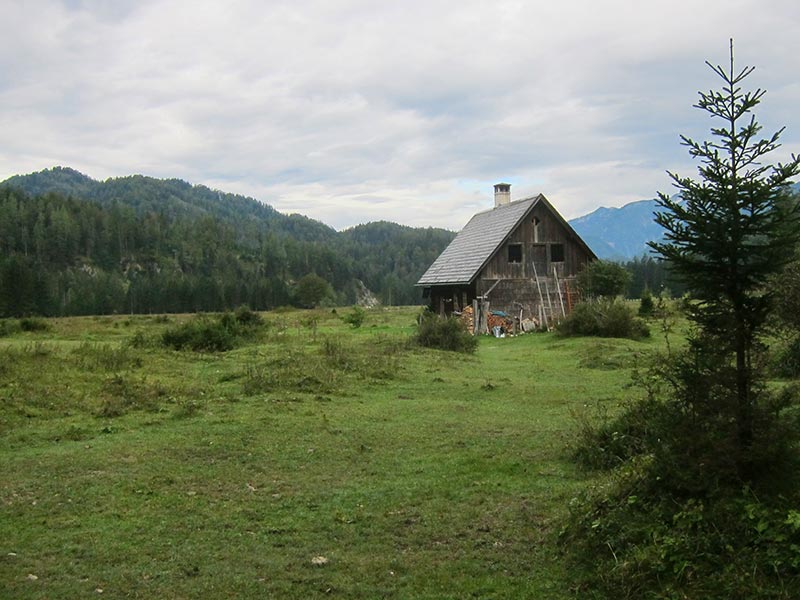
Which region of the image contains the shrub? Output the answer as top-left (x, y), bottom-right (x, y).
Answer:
top-left (770, 335), bottom-right (800, 378)
top-left (414, 313), bottom-right (478, 353)
top-left (161, 309), bottom-right (265, 352)
top-left (19, 317), bottom-right (50, 332)
top-left (162, 317), bottom-right (236, 352)
top-left (638, 287), bottom-right (655, 316)
top-left (557, 299), bottom-right (650, 340)
top-left (293, 273), bottom-right (333, 308)
top-left (572, 394), bottom-right (681, 471)
top-left (342, 306), bottom-right (366, 328)
top-left (562, 477), bottom-right (800, 600)
top-left (576, 260), bottom-right (631, 298)
top-left (233, 304), bottom-right (263, 327)
top-left (563, 345), bottom-right (800, 599)
top-left (0, 319), bottom-right (21, 337)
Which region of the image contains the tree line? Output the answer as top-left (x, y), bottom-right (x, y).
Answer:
top-left (0, 183), bottom-right (453, 317)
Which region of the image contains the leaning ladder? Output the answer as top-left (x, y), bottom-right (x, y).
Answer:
top-left (531, 260), bottom-right (550, 329)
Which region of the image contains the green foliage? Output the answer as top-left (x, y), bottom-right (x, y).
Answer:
top-left (638, 287), bottom-right (655, 316)
top-left (771, 336), bottom-right (800, 378)
top-left (649, 46), bottom-right (800, 461)
top-left (341, 305), bottom-right (366, 328)
top-left (0, 317), bottom-right (50, 336)
top-left (414, 313), bottom-right (478, 353)
top-left (557, 300), bottom-right (650, 340)
top-left (564, 48), bottom-right (800, 599)
top-left (571, 397), bottom-right (666, 470)
top-left (564, 343), bottom-right (800, 597)
top-left (232, 304), bottom-right (262, 327)
top-left (0, 173), bottom-right (456, 316)
top-left (293, 273), bottom-right (333, 308)
top-left (577, 260), bottom-right (631, 298)
top-left (770, 258), bottom-right (800, 378)
top-left (162, 315), bottom-right (238, 352)
top-left (773, 259), bottom-right (800, 330)
top-left (96, 374), bottom-right (166, 418)
top-left (0, 319), bottom-right (22, 337)
top-left (621, 254), bottom-right (686, 299)
top-left (563, 478), bottom-right (800, 600)
top-left (72, 342), bottom-right (143, 371)
top-left (3, 307), bottom-right (615, 598)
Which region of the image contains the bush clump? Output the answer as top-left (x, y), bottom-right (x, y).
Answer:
top-left (233, 304), bottom-right (263, 327)
top-left (638, 287), bottom-right (655, 316)
top-left (162, 318), bottom-right (236, 352)
top-left (571, 397), bottom-right (667, 470)
top-left (557, 299), bottom-right (650, 340)
top-left (562, 346), bottom-right (800, 599)
top-left (414, 313), bottom-right (478, 353)
top-left (162, 309), bottom-right (264, 352)
top-left (19, 317), bottom-right (51, 332)
top-left (0, 319), bottom-right (22, 337)
top-left (341, 306), bottom-right (366, 328)
top-left (562, 472), bottom-right (800, 600)
top-left (770, 335), bottom-right (800, 378)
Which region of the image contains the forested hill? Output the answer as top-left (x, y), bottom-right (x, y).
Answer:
top-left (0, 167), bottom-right (455, 317)
top-left (2, 166), bottom-right (337, 242)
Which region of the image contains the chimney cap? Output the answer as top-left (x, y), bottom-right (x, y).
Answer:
top-left (494, 182), bottom-right (511, 190)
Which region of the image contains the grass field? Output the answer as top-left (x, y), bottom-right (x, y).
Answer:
top-left (0, 307), bottom-right (659, 598)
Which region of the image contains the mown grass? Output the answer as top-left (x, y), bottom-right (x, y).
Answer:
top-left (0, 307), bottom-right (660, 599)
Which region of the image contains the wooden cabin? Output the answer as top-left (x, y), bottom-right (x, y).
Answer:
top-left (417, 184), bottom-right (597, 332)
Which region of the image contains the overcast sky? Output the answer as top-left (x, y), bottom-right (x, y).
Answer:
top-left (2, 0), bottom-right (799, 231)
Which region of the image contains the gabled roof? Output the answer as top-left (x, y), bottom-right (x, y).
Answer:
top-left (417, 193), bottom-right (596, 286)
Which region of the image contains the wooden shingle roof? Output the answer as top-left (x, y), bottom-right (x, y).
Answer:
top-left (417, 193), bottom-right (597, 287)
top-left (417, 194), bottom-right (543, 286)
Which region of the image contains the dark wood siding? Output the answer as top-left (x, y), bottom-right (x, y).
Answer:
top-left (429, 283), bottom-right (476, 316)
top-left (480, 203), bottom-right (592, 280)
top-left (424, 198), bottom-right (594, 324)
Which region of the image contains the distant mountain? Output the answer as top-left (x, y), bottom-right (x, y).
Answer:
top-left (568, 198), bottom-right (664, 261)
top-left (569, 183), bottom-right (800, 261)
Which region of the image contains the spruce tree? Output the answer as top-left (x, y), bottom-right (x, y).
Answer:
top-left (649, 40), bottom-right (800, 467)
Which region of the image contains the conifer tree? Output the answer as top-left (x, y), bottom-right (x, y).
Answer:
top-left (649, 40), bottom-right (800, 461)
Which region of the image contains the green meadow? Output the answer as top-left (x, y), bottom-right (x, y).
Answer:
top-left (1, 307), bottom-right (658, 598)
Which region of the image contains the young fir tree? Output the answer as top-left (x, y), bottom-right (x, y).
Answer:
top-left (649, 40), bottom-right (800, 468)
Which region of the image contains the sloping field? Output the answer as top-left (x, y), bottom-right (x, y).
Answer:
top-left (0, 308), bottom-right (652, 598)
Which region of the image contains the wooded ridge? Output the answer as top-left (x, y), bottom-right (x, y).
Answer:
top-left (0, 167), bottom-right (455, 316)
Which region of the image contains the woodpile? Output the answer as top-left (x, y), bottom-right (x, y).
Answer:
top-left (459, 305), bottom-right (475, 331)
top-left (459, 305), bottom-right (514, 335)
top-left (487, 312), bottom-right (514, 333)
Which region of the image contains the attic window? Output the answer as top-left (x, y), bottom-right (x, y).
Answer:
top-left (550, 243), bottom-right (565, 262)
top-left (532, 217), bottom-right (541, 243)
top-left (508, 243), bottom-right (522, 263)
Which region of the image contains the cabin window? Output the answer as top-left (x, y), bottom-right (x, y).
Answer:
top-left (532, 217), bottom-right (541, 243)
top-left (508, 243), bottom-right (522, 263)
top-left (550, 243), bottom-right (565, 262)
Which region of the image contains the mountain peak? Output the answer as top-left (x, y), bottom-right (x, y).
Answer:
top-left (568, 198), bottom-right (664, 260)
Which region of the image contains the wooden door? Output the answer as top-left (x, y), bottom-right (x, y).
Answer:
top-left (527, 244), bottom-right (547, 278)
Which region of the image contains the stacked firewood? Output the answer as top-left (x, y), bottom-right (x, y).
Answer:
top-left (460, 305), bottom-right (475, 331)
top-left (487, 312), bottom-right (514, 334)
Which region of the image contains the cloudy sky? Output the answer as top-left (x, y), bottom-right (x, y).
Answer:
top-left (2, 0), bottom-right (799, 231)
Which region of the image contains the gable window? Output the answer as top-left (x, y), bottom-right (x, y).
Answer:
top-left (508, 243), bottom-right (522, 263)
top-left (550, 243), bottom-right (565, 263)
top-left (532, 217), bottom-right (541, 243)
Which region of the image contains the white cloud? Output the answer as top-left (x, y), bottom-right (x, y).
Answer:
top-left (1, 0), bottom-right (799, 230)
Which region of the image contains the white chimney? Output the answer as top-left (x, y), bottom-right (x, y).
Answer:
top-left (494, 182), bottom-right (511, 207)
